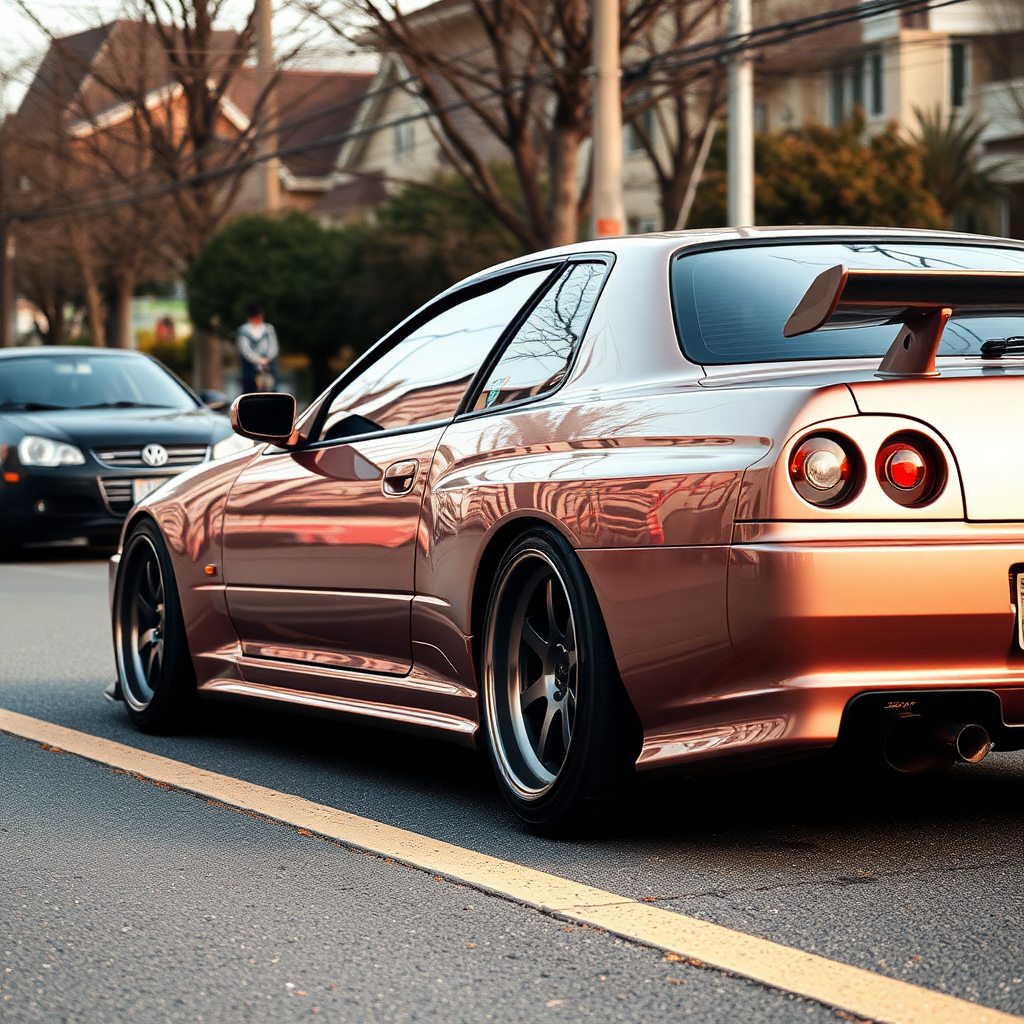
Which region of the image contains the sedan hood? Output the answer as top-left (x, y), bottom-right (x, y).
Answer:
top-left (2, 406), bottom-right (232, 447)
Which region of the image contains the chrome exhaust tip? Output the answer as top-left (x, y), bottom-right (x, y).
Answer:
top-left (883, 719), bottom-right (992, 773)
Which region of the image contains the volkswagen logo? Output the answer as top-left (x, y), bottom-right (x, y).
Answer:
top-left (141, 443), bottom-right (169, 468)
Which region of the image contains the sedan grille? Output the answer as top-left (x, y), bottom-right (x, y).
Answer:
top-left (97, 478), bottom-right (135, 515)
top-left (92, 444), bottom-right (209, 469)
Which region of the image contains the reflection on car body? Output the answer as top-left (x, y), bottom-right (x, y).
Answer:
top-left (110, 227), bottom-right (1024, 832)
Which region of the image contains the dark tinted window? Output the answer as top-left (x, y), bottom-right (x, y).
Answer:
top-left (473, 261), bottom-right (607, 411)
top-left (319, 269), bottom-right (550, 440)
top-left (673, 242), bottom-right (1024, 365)
top-left (0, 354), bottom-right (196, 411)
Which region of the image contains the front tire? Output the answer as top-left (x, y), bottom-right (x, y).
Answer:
top-left (481, 528), bottom-right (640, 834)
top-left (113, 519), bottom-right (197, 733)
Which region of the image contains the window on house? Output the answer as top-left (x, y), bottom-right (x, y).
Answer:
top-left (394, 121), bottom-right (415, 157)
top-left (625, 101), bottom-right (655, 154)
top-left (869, 50), bottom-right (884, 115)
top-left (851, 60), bottom-right (865, 110)
top-left (830, 68), bottom-right (845, 127)
top-left (951, 42), bottom-right (967, 107)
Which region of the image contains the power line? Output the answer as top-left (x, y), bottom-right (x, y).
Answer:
top-left (3, 0), bottom-right (976, 224)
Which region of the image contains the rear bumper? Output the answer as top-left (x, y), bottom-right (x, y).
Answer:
top-left (583, 525), bottom-right (1024, 772)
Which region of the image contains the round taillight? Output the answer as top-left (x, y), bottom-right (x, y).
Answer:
top-left (876, 434), bottom-right (945, 507)
top-left (884, 446), bottom-right (926, 490)
top-left (789, 435), bottom-right (859, 506)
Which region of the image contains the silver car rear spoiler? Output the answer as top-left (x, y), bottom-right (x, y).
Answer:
top-left (783, 264), bottom-right (1024, 378)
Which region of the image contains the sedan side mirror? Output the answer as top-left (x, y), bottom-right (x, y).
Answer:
top-left (200, 389), bottom-right (229, 411)
top-left (230, 392), bottom-right (297, 445)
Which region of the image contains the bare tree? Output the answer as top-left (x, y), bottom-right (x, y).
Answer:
top-left (9, 1), bottom-right (317, 385)
top-left (299, 0), bottom-right (727, 248)
top-left (622, 0), bottom-right (728, 230)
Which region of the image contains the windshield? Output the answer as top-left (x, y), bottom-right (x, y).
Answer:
top-left (0, 354), bottom-right (197, 412)
top-left (672, 241), bottom-right (1024, 365)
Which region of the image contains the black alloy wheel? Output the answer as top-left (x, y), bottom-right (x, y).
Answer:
top-left (114, 518), bottom-right (197, 733)
top-left (482, 527), bottom-right (641, 834)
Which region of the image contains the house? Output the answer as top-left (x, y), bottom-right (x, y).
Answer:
top-left (756, 0), bottom-right (1024, 235)
top-left (16, 20), bottom-right (375, 215)
top-left (319, 0), bottom-right (1024, 236)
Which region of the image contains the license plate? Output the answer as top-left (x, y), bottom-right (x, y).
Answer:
top-left (132, 478), bottom-right (164, 503)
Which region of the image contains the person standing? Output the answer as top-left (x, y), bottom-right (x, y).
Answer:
top-left (236, 303), bottom-right (280, 393)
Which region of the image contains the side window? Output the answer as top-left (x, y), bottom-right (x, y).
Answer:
top-left (473, 261), bottom-right (608, 412)
top-left (319, 269), bottom-right (551, 441)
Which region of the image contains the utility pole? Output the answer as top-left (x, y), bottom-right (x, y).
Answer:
top-left (726, 0), bottom-right (754, 226)
top-left (592, 0), bottom-right (624, 237)
top-left (256, 0), bottom-right (280, 213)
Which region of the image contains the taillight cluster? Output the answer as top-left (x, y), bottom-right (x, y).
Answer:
top-left (789, 431), bottom-right (945, 508)
top-left (875, 433), bottom-right (945, 506)
top-left (789, 436), bottom-right (858, 506)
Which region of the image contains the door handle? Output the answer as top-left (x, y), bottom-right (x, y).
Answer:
top-left (382, 459), bottom-right (419, 496)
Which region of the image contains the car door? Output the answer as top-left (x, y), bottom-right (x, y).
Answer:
top-left (221, 265), bottom-right (557, 682)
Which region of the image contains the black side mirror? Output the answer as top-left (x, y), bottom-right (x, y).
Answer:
top-left (200, 389), bottom-right (229, 411)
top-left (230, 392), bottom-right (297, 445)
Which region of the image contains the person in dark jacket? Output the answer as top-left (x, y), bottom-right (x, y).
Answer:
top-left (236, 303), bottom-right (280, 393)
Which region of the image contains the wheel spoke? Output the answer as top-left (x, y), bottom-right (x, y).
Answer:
top-left (136, 592), bottom-right (155, 620)
top-left (138, 627), bottom-right (158, 651)
top-left (520, 677), bottom-right (548, 711)
top-left (536, 700), bottom-right (557, 763)
top-left (522, 618), bottom-right (548, 658)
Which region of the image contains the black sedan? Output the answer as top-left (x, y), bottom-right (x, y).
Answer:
top-left (0, 348), bottom-right (247, 556)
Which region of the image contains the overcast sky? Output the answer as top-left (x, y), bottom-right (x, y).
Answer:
top-left (0, 0), bottom-right (373, 113)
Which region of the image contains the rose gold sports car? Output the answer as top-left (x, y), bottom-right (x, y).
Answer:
top-left (110, 226), bottom-right (1024, 831)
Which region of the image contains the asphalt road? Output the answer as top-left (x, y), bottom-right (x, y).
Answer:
top-left (1, 554), bottom-right (1022, 1022)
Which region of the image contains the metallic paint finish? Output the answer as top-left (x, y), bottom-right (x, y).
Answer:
top-left (741, 413), bottom-right (965, 523)
top-left (221, 427), bottom-right (446, 674)
top-left (112, 228), bottom-right (1024, 780)
top-left (201, 678), bottom-right (476, 737)
top-left (850, 376), bottom-right (1024, 520)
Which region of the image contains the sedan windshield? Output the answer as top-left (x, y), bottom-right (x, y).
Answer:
top-left (0, 354), bottom-right (197, 411)
top-left (673, 241), bottom-right (1024, 365)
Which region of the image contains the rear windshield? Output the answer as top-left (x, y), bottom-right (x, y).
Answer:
top-left (0, 354), bottom-right (197, 412)
top-left (672, 241), bottom-right (1024, 365)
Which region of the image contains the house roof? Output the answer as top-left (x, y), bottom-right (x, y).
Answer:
top-left (17, 20), bottom-right (244, 134)
top-left (17, 22), bottom-right (374, 185)
top-left (16, 22), bottom-right (116, 131)
top-left (228, 68), bottom-right (374, 180)
top-left (312, 171), bottom-right (388, 214)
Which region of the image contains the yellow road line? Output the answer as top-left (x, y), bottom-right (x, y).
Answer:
top-left (0, 707), bottom-right (1018, 1024)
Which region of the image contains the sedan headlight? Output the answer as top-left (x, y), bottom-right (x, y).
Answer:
top-left (18, 435), bottom-right (86, 467)
top-left (211, 433), bottom-right (256, 461)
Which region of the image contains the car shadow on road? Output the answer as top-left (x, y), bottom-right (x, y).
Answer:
top-left (184, 695), bottom-right (1022, 871)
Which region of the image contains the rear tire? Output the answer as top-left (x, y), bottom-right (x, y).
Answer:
top-left (113, 519), bottom-right (198, 733)
top-left (481, 527), bottom-right (640, 834)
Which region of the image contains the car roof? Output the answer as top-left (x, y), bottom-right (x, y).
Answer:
top-left (467, 225), bottom-right (1024, 279)
top-left (0, 347), bottom-right (150, 360)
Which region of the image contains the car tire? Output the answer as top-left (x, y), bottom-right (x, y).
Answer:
top-left (481, 527), bottom-right (641, 834)
top-left (113, 518), bottom-right (198, 733)
top-left (0, 533), bottom-right (23, 562)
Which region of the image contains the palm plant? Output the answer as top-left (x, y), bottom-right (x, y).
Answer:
top-left (913, 107), bottom-right (1009, 232)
